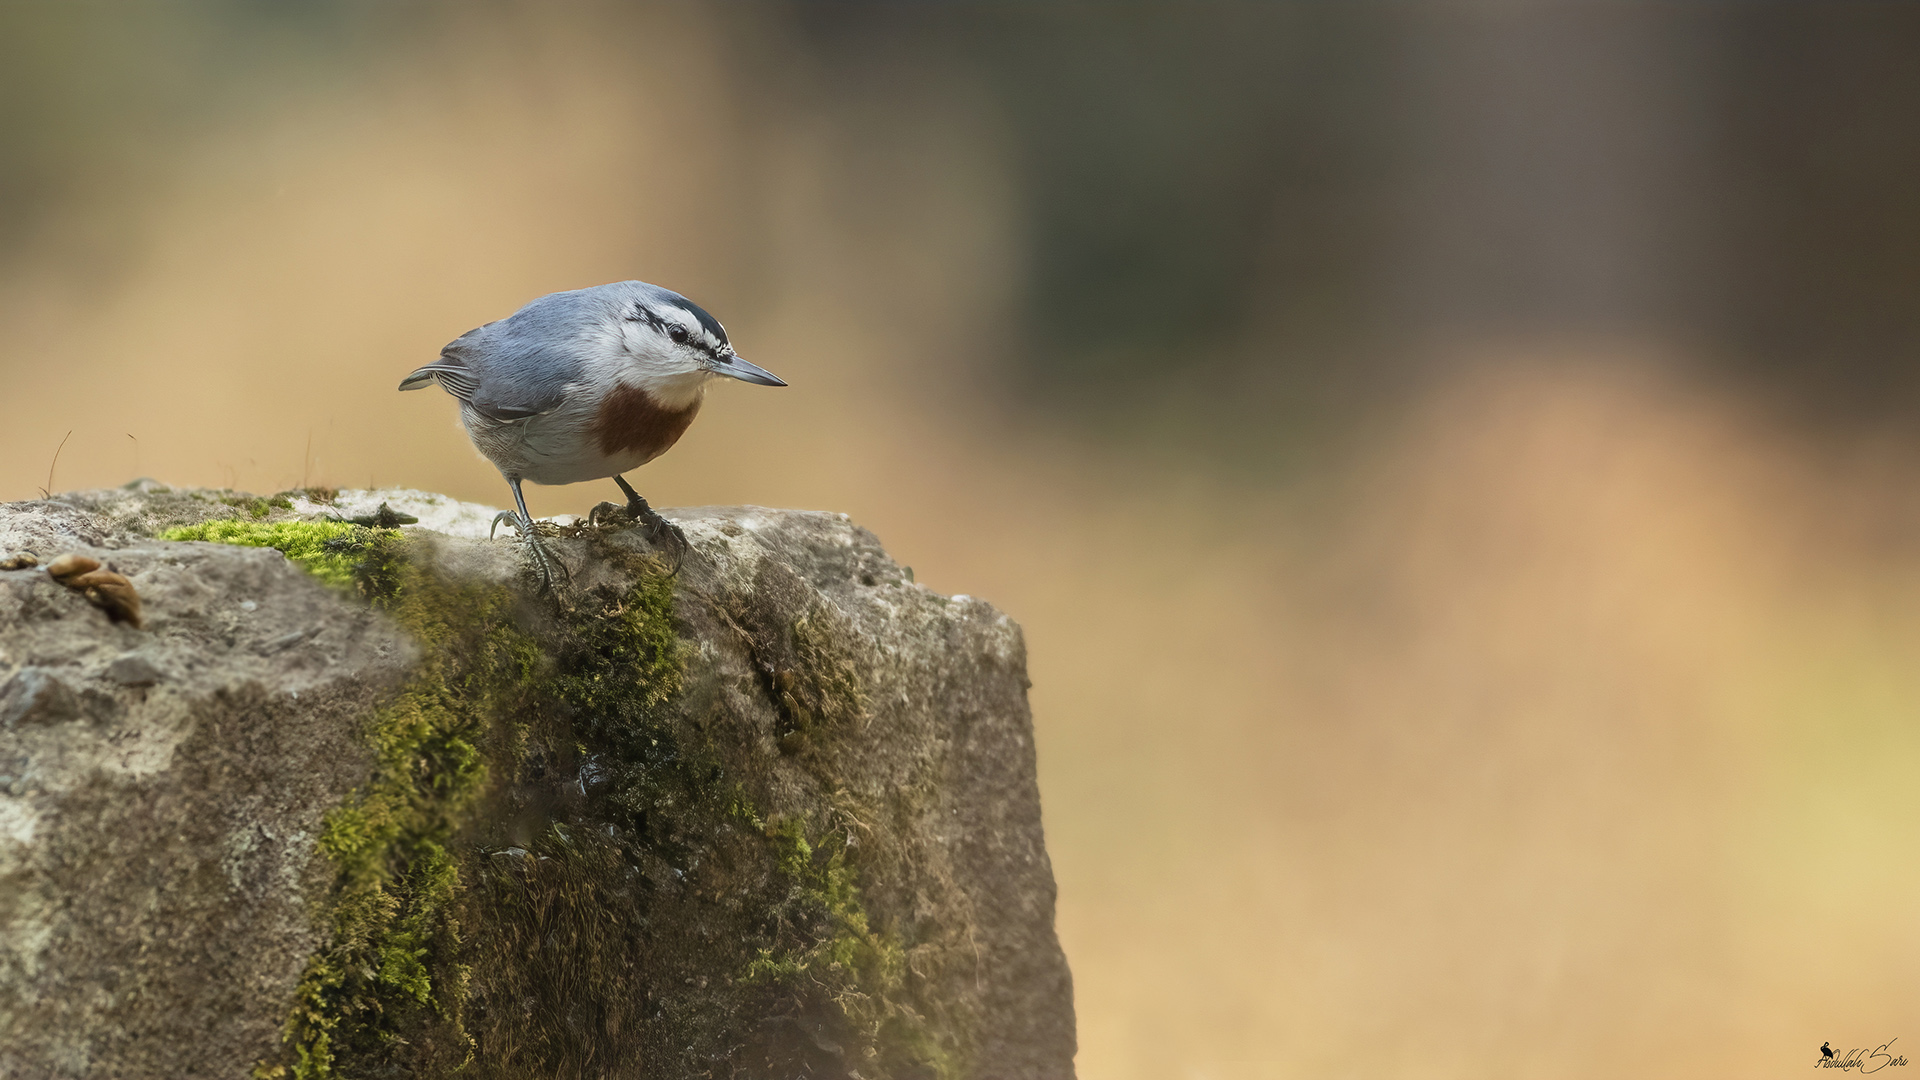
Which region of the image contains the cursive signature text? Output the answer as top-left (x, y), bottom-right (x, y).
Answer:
top-left (1819, 1040), bottom-right (1908, 1073)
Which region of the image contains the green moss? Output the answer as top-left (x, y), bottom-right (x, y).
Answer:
top-left (778, 607), bottom-right (868, 738)
top-left (215, 493), bottom-right (291, 518)
top-left (242, 531), bottom-right (542, 1078)
top-left (178, 521), bottom-right (944, 1079)
top-left (160, 519), bottom-right (374, 588)
top-left (745, 812), bottom-right (954, 1080)
top-left (549, 558), bottom-right (684, 734)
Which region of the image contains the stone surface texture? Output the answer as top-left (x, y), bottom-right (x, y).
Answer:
top-left (0, 494), bottom-right (414, 1078)
top-left (0, 484), bottom-right (1074, 1079)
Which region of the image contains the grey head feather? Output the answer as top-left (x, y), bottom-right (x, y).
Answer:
top-left (623, 281), bottom-right (729, 346)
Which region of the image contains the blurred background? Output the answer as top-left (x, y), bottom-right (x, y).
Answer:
top-left (6, 2), bottom-right (1920, 1075)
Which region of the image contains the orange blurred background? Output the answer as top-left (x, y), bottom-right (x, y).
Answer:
top-left (6, 5), bottom-right (1920, 1077)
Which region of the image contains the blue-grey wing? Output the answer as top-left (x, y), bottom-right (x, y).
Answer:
top-left (400, 314), bottom-right (583, 422)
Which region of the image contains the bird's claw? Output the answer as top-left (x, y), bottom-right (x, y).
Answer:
top-left (607, 477), bottom-right (687, 570)
top-left (643, 514), bottom-right (690, 560)
top-left (633, 499), bottom-right (687, 557)
top-left (489, 510), bottom-right (569, 590)
top-left (623, 494), bottom-right (688, 571)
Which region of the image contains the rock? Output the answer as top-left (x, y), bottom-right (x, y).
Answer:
top-left (103, 654), bottom-right (165, 687)
top-left (0, 488), bottom-right (1075, 1079)
top-left (0, 524), bottom-right (414, 1079)
top-left (0, 668), bottom-right (84, 728)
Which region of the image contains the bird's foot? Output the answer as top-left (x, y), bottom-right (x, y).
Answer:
top-left (625, 494), bottom-right (689, 571)
top-left (490, 511), bottom-right (569, 590)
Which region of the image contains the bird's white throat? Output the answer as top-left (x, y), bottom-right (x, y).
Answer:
top-left (626, 367), bottom-right (709, 411)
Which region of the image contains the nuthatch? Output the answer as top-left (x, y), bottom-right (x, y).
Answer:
top-left (399, 281), bottom-right (785, 582)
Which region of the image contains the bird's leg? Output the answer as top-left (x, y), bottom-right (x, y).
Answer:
top-left (613, 474), bottom-right (689, 566)
top-left (612, 474), bottom-right (650, 519)
top-left (493, 477), bottom-right (567, 589)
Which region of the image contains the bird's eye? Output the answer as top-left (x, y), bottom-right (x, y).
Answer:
top-left (669, 326), bottom-right (689, 344)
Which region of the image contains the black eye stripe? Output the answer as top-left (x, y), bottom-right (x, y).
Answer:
top-left (627, 301), bottom-right (718, 353)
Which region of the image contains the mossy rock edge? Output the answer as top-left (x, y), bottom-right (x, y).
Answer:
top-left (0, 489), bottom-right (1074, 1079)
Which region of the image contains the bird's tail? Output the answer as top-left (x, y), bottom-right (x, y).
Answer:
top-left (398, 367), bottom-right (438, 391)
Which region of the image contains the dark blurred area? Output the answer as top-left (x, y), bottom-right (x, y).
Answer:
top-left (7, 4), bottom-right (1920, 1077)
top-left (8, 4), bottom-right (1920, 442)
top-left (795, 3), bottom-right (1920, 451)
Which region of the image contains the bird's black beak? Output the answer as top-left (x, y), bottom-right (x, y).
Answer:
top-left (707, 352), bottom-right (787, 386)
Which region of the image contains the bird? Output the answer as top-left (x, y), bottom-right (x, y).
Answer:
top-left (1823, 1043), bottom-right (1836, 1060)
top-left (399, 280), bottom-right (786, 583)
